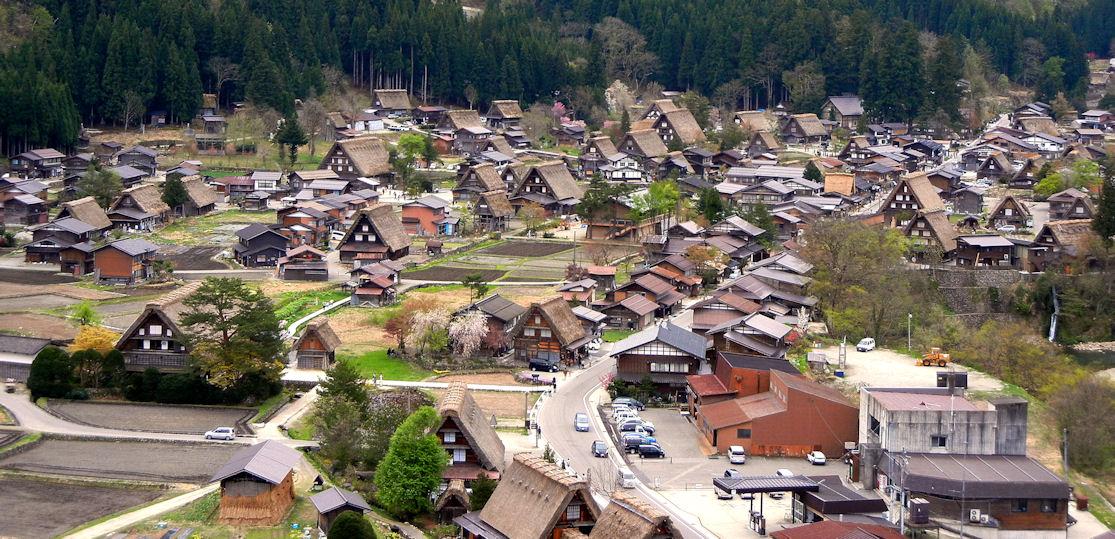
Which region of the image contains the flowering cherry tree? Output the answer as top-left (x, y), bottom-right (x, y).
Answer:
top-left (449, 309), bottom-right (488, 357)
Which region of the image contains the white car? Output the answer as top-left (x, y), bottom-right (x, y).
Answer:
top-left (856, 338), bottom-right (876, 352)
top-left (806, 451), bottom-right (827, 465)
top-left (996, 225), bottom-right (1017, 234)
top-left (205, 427), bottom-right (236, 440)
top-left (586, 338), bottom-right (602, 351)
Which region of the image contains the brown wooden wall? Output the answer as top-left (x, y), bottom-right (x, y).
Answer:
top-left (95, 248), bottom-right (140, 278)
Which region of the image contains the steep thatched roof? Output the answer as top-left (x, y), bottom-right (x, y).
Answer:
top-left (374, 89), bottom-right (412, 110)
top-left (477, 190), bottom-right (514, 218)
top-left (520, 161), bottom-right (584, 202)
top-left (904, 209), bottom-right (958, 252)
top-left (752, 131), bottom-right (783, 151)
top-left (435, 479), bottom-right (470, 512)
top-left (620, 129), bottom-right (668, 158)
top-left (443, 109), bottom-right (484, 130)
top-left (460, 163), bottom-right (504, 192)
top-left (589, 490), bottom-right (682, 539)
top-left (329, 138), bottom-right (392, 177)
top-left (116, 282), bottom-right (202, 349)
top-left (584, 136), bottom-right (618, 157)
top-left (487, 100), bottom-right (523, 119)
top-left (181, 176), bottom-right (218, 208)
top-left (478, 454), bottom-right (599, 539)
top-left (294, 318), bottom-right (341, 353)
top-left (989, 194), bottom-right (1031, 220)
top-left (787, 114), bottom-right (829, 137)
top-left (1036, 219), bottom-right (1094, 253)
top-left (884, 172), bottom-right (944, 214)
top-left (532, 296), bottom-right (586, 346)
top-left (436, 382), bottom-right (506, 472)
top-left (658, 109), bottom-right (706, 144)
top-left (487, 137), bottom-right (515, 156)
top-left (733, 110), bottom-right (778, 132)
top-left (338, 203), bottom-right (412, 252)
top-left (111, 184), bottom-right (170, 215)
top-left (641, 99), bottom-right (679, 120)
top-left (59, 196), bottom-right (111, 230)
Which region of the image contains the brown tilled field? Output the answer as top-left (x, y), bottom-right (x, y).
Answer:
top-left (0, 268), bottom-right (78, 284)
top-left (0, 479), bottom-right (164, 538)
top-left (0, 312), bottom-right (78, 339)
top-left (160, 245), bottom-right (230, 270)
top-left (0, 439), bottom-right (240, 483)
top-left (403, 267), bottom-right (505, 282)
top-left (477, 241), bottom-right (573, 257)
top-left (47, 401), bottom-right (256, 435)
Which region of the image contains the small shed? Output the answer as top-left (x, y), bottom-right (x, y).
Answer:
top-left (435, 479), bottom-right (472, 523)
top-left (210, 440), bottom-right (303, 525)
top-left (293, 319), bottom-right (340, 370)
top-left (309, 486), bottom-right (371, 532)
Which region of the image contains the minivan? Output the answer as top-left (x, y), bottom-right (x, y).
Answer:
top-left (638, 444), bottom-right (666, 458)
top-left (618, 467), bottom-right (637, 488)
top-left (856, 337), bottom-right (876, 352)
top-left (613, 397), bottom-right (645, 411)
top-left (728, 445), bottom-right (747, 465)
top-left (574, 413), bottom-right (590, 432)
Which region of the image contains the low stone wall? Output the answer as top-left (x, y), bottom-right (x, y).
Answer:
top-left (920, 268), bottom-right (1029, 326)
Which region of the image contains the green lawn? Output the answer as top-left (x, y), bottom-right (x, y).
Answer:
top-left (603, 329), bottom-right (637, 342)
top-left (345, 348), bottom-right (431, 381)
top-left (274, 290), bottom-right (351, 324)
top-left (252, 390), bottom-right (291, 423)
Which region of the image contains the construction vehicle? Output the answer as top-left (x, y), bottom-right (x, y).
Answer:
top-left (918, 347), bottom-right (950, 367)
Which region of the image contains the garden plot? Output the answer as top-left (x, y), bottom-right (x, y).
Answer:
top-left (158, 245), bottom-right (230, 271)
top-left (48, 401), bottom-right (256, 435)
top-left (0, 293), bottom-right (81, 311)
top-left (0, 312), bottom-right (78, 339)
top-left (0, 439), bottom-right (240, 483)
top-left (477, 241), bottom-right (573, 257)
top-left (0, 267), bottom-right (78, 284)
top-left (0, 479), bottom-right (163, 538)
top-left (402, 266), bottom-right (506, 282)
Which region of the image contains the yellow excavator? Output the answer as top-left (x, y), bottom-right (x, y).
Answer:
top-left (918, 347), bottom-right (950, 367)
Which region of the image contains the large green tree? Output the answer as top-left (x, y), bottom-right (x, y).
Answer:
top-left (162, 176), bottom-right (190, 214)
top-left (179, 278), bottom-right (285, 390)
top-left (76, 164), bottom-right (122, 207)
top-left (1093, 158), bottom-right (1115, 248)
top-left (274, 115), bottom-right (308, 168)
top-left (373, 406), bottom-right (448, 519)
top-left (27, 346), bottom-right (75, 399)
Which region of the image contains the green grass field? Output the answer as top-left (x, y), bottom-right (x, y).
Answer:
top-left (345, 348), bottom-right (431, 381)
top-left (604, 329), bottom-right (636, 342)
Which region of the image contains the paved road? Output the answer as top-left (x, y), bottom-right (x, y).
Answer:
top-left (537, 353), bottom-right (715, 539)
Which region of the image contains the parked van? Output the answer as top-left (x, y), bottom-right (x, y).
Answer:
top-left (728, 445), bottom-right (747, 465)
top-left (618, 467), bottom-right (637, 489)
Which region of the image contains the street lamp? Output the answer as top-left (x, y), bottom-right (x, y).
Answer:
top-left (907, 313), bottom-right (913, 351)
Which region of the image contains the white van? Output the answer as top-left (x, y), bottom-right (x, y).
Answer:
top-left (728, 445), bottom-right (747, 465)
top-left (618, 467), bottom-right (637, 489)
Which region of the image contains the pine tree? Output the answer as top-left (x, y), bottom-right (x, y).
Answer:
top-left (274, 116), bottom-right (308, 168)
top-left (803, 161), bottom-right (823, 183)
top-left (162, 175), bottom-right (190, 214)
top-left (1094, 158), bottom-right (1115, 248)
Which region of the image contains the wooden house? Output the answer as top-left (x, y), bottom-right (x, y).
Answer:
top-left (508, 161), bottom-right (584, 216)
top-left (351, 272), bottom-right (398, 307)
top-left (278, 206), bottom-right (330, 246)
top-left (581, 197), bottom-right (664, 242)
top-left (486, 100), bottom-right (524, 130)
top-left (572, 305), bottom-right (606, 341)
top-left (93, 238), bottom-right (160, 285)
top-left (59, 242), bottom-right (95, 275)
top-left (9, 148), bottom-right (65, 177)
top-left (512, 296), bottom-right (588, 368)
top-left (234, 224), bottom-right (289, 267)
top-left (1047, 188), bottom-right (1094, 220)
top-left (610, 322), bottom-right (708, 393)
top-left (309, 487), bottom-right (370, 532)
top-left (292, 318), bottom-right (340, 370)
top-left (473, 190), bottom-right (513, 232)
top-left (987, 195), bottom-right (1031, 229)
top-left (436, 480), bottom-right (472, 524)
top-left (955, 235), bottom-right (1016, 267)
top-left (705, 312), bottom-right (792, 359)
top-left (108, 185), bottom-right (171, 232)
top-left (112, 165), bottom-right (149, 188)
top-left (336, 203), bottom-right (411, 263)
top-left (926, 167), bottom-right (965, 193)
top-left (455, 454), bottom-right (600, 539)
top-left (747, 131), bottom-right (783, 157)
top-left (453, 163), bottom-right (504, 203)
top-left (598, 294), bottom-right (657, 331)
top-left (211, 441), bottom-right (303, 525)
top-left (903, 209), bottom-right (959, 260)
top-left (1009, 157), bottom-right (1045, 190)
top-left (240, 191), bottom-right (271, 212)
top-left (454, 294), bottom-right (527, 355)
top-left (319, 138), bottom-right (392, 181)
top-left (401, 195), bottom-right (454, 236)
top-left (415, 105), bottom-right (448, 125)
top-left (640, 99), bottom-right (680, 121)
top-left (579, 136), bottom-right (619, 176)
top-left (820, 95), bottom-right (863, 130)
top-left (557, 279), bottom-right (597, 303)
top-left (586, 265), bottom-right (617, 291)
top-left (1034, 219), bottom-right (1094, 265)
top-left (456, 127), bottom-right (494, 156)
top-left (278, 246), bottom-right (328, 281)
top-left (687, 292), bottom-right (761, 334)
top-left (178, 176), bottom-right (218, 217)
top-left (951, 186), bottom-right (985, 215)
top-left (62, 152), bottom-right (94, 175)
top-left (114, 283), bottom-right (198, 372)
top-left (3, 194), bottom-right (47, 225)
top-left (652, 109), bottom-right (706, 146)
top-left (24, 218), bottom-right (96, 264)
top-left (372, 89), bottom-right (412, 116)
top-left (879, 173), bottom-right (945, 227)
top-left (435, 382), bottom-right (507, 481)
top-left (617, 130), bottom-right (669, 168)
top-left (115, 146), bottom-right (158, 174)
top-left (780, 114), bottom-right (829, 144)
top-left (732, 110), bottom-right (779, 132)
top-left (288, 169), bottom-right (339, 194)
top-left (976, 152), bottom-right (1014, 183)
top-left (607, 274), bottom-right (685, 318)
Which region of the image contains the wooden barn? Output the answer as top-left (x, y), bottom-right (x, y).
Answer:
top-left (308, 486), bottom-right (371, 532)
top-left (292, 318), bottom-right (340, 370)
top-left (210, 441), bottom-right (303, 525)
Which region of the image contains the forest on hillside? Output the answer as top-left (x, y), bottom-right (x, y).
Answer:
top-left (1, 0), bottom-right (1113, 154)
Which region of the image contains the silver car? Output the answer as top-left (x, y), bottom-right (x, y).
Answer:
top-left (205, 427), bottom-right (236, 440)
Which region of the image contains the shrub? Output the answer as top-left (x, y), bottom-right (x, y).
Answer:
top-left (63, 388), bottom-right (90, 400)
top-left (27, 346), bottom-right (75, 399)
top-left (328, 511), bottom-right (375, 539)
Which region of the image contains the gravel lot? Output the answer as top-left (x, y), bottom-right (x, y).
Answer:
top-left (813, 344), bottom-right (1004, 391)
top-left (48, 401), bottom-right (257, 435)
top-left (0, 479), bottom-right (163, 538)
top-left (0, 439), bottom-right (240, 483)
top-left (160, 245), bottom-right (229, 271)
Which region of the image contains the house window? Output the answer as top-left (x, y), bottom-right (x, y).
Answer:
top-left (452, 449), bottom-right (466, 462)
top-left (1040, 499), bottom-right (1058, 513)
top-left (443, 431), bottom-right (456, 443)
top-left (931, 435), bottom-right (947, 447)
top-left (566, 504), bottom-right (581, 521)
top-left (1012, 499), bottom-right (1029, 512)
top-left (1076, 206), bottom-right (1084, 214)
top-left (150, 325), bottom-right (162, 335)
top-left (737, 428), bottom-right (751, 439)
top-left (161, 340), bottom-right (169, 350)
top-left (540, 329), bottom-right (551, 338)
top-left (142, 339), bottom-right (150, 350)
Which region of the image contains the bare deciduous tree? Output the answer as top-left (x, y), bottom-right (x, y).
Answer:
top-left (299, 98), bottom-right (328, 157)
top-left (207, 57), bottom-right (240, 112)
top-left (593, 17), bottom-right (659, 94)
top-left (120, 90), bottom-right (145, 132)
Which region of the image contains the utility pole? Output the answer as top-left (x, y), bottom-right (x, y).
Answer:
top-left (907, 313), bottom-right (913, 351)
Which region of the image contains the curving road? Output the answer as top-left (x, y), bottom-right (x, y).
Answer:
top-left (537, 352), bottom-right (716, 539)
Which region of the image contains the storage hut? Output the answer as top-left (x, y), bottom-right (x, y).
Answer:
top-left (309, 486), bottom-right (371, 532)
top-left (292, 319), bottom-right (340, 370)
top-left (210, 440), bottom-right (303, 525)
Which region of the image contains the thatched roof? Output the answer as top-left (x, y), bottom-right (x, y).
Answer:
top-left (733, 110), bottom-right (778, 132)
top-left (1017, 116), bottom-right (1059, 137)
top-left (329, 138), bottom-right (392, 177)
top-left (752, 131), bottom-right (783, 151)
top-left (111, 184), bottom-right (170, 215)
top-left (181, 176), bottom-right (218, 208)
top-left (116, 282), bottom-right (202, 349)
top-left (294, 318), bottom-right (341, 353)
top-left (620, 130), bottom-right (668, 158)
top-left (487, 137), bottom-right (515, 156)
top-left (374, 89), bottom-right (412, 110)
top-left (905, 209), bottom-right (958, 252)
top-left (533, 296), bottom-right (587, 346)
top-left (443, 110), bottom-right (484, 130)
top-left (477, 190), bottom-right (514, 218)
top-left (478, 453), bottom-right (598, 539)
top-left (339, 203), bottom-right (411, 252)
top-left (584, 136), bottom-right (618, 157)
top-left (521, 161), bottom-right (584, 202)
top-left (885, 172), bottom-right (944, 213)
top-left (487, 100), bottom-right (523, 119)
top-left (989, 194), bottom-right (1031, 220)
top-left (436, 382), bottom-right (506, 472)
top-left (658, 109), bottom-right (706, 144)
top-left (435, 479), bottom-right (471, 512)
top-left (642, 99), bottom-right (680, 119)
top-left (1036, 219), bottom-right (1094, 253)
top-left (589, 490), bottom-right (682, 539)
top-left (59, 196), bottom-right (111, 230)
top-left (787, 114), bottom-right (828, 137)
top-left (461, 163), bottom-right (504, 192)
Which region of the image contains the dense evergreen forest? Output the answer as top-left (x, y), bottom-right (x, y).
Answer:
top-left (1, 0), bottom-right (1113, 154)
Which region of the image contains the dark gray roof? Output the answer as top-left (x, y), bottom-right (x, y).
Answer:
top-left (309, 486), bottom-right (372, 513)
top-left (210, 440), bottom-right (303, 485)
top-left (97, 238), bottom-right (159, 257)
top-left (471, 294), bottom-right (527, 322)
top-left (112, 165), bottom-right (148, 180)
top-left (883, 452), bottom-right (1070, 500)
top-left (714, 474), bottom-right (820, 494)
top-left (572, 305), bottom-right (607, 323)
top-left (718, 352), bottom-right (801, 375)
top-left (49, 217), bottom-right (97, 235)
top-left (610, 322), bottom-right (707, 359)
top-left (0, 335), bottom-right (52, 355)
top-left (236, 223), bottom-right (282, 241)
